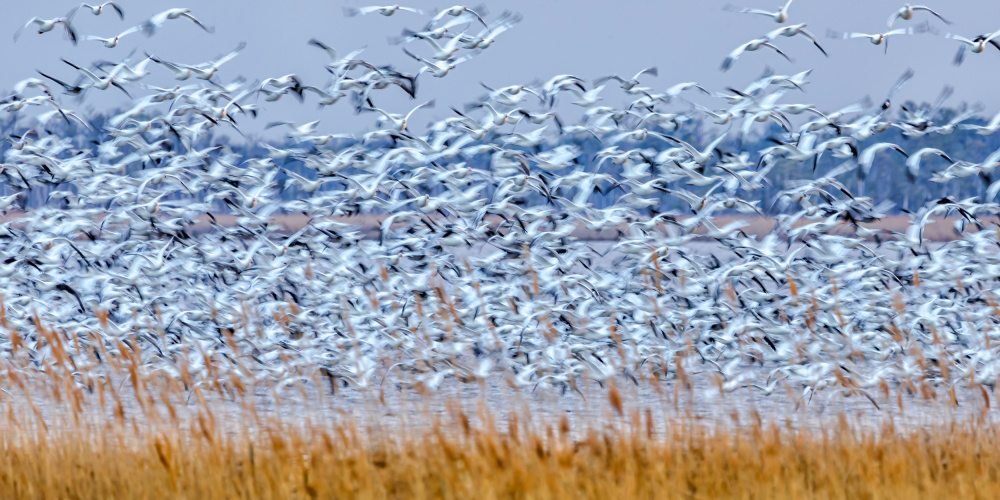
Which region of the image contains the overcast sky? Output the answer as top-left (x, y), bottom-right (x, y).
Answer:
top-left (3, 1), bottom-right (1000, 139)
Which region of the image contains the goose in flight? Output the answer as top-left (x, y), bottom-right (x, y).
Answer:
top-left (266, 120), bottom-right (320, 139)
top-left (905, 148), bottom-right (954, 182)
top-left (828, 25), bottom-right (927, 53)
top-left (594, 67), bottom-right (658, 91)
top-left (427, 5), bottom-right (489, 30)
top-left (95, 56), bottom-right (153, 83)
top-left (70, 2), bottom-right (124, 20)
top-left (187, 42), bottom-right (247, 80)
top-left (401, 28), bottom-right (466, 60)
top-left (455, 10), bottom-right (521, 49)
top-left (360, 100), bottom-right (435, 131)
top-left (37, 70), bottom-right (86, 96)
top-left (143, 53), bottom-right (197, 80)
top-left (147, 43), bottom-right (245, 81)
top-left (960, 108), bottom-right (1000, 135)
top-left (724, 0), bottom-right (794, 23)
top-left (858, 142), bottom-right (908, 179)
top-left (84, 25), bottom-right (142, 48)
top-left (343, 5), bottom-right (423, 17)
top-left (945, 29), bottom-right (1000, 65)
top-left (403, 48), bottom-right (475, 78)
top-left (660, 132), bottom-right (729, 166)
top-left (877, 67), bottom-right (915, 111)
top-left (765, 24), bottom-right (827, 56)
top-left (721, 38), bottom-right (792, 71)
top-left (141, 8), bottom-right (213, 36)
top-left (60, 58), bottom-right (132, 98)
top-left (887, 4), bottom-right (950, 28)
top-left (14, 16), bottom-right (78, 45)
top-left (479, 83), bottom-right (544, 107)
top-left (306, 39), bottom-right (373, 75)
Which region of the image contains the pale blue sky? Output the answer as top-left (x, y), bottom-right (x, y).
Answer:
top-left (3, 1), bottom-right (999, 138)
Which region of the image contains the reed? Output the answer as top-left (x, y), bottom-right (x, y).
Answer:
top-left (0, 391), bottom-right (996, 499)
top-left (0, 300), bottom-right (996, 498)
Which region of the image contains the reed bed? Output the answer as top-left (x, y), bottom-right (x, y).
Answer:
top-left (0, 381), bottom-right (996, 499)
top-left (0, 313), bottom-right (996, 498)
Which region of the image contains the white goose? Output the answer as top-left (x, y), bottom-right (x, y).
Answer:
top-left (70, 2), bottom-right (124, 20)
top-left (343, 5), bottom-right (423, 16)
top-left (721, 38), bottom-right (792, 71)
top-left (360, 100), bottom-right (435, 131)
top-left (61, 58), bottom-right (132, 97)
top-left (661, 132), bottom-right (729, 166)
top-left (595, 67), bottom-right (658, 91)
top-left (765, 23), bottom-right (828, 56)
top-left (427, 5), bottom-right (489, 30)
top-left (84, 25), bottom-right (141, 48)
top-left (265, 120), bottom-right (321, 139)
top-left (946, 28), bottom-right (1000, 65)
top-left (186, 42), bottom-right (247, 80)
top-left (828, 25), bottom-right (928, 54)
top-left (724, 0), bottom-right (794, 23)
top-left (140, 8), bottom-right (213, 36)
top-left (458, 10), bottom-right (521, 49)
top-left (14, 16), bottom-right (77, 45)
top-left (905, 148), bottom-right (954, 182)
top-left (403, 48), bottom-right (475, 78)
top-left (887, 4), bottom-right (950, 28)
top-left (402, 29), bottom-right (466, 60)
top-left (960, 108), bottom-right (1000, 135)
top-left (857, 142), bottom-right (908, 179)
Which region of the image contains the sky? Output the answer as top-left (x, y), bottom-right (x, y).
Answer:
top-left (2, 1), bottom-right (1000, 139)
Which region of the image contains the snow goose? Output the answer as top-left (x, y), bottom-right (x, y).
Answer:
top-left (764, 23), bottom-right (828, 56)
top-left (84, 25), bottom-right (142, 48)
top-left (360, 100), bottom-right (435, 131)
top-left (14, 16), bottom-right (78, 45)
top-left (427, 5), bottom-right (489, 30)
top-left (403, 47), bottom-right (476, 78)
top-left (61, 58), bottom-right (133, 97)
top-left (857, 142), bottom-right (908, 179)
top-left (905, 148), bottom-right (954, 182)
top-left (343, 5), bottom-right (423, 17)
top-left (887, 4), bottom-right (950, 28)
top-left (595, 67), bottom-right (658, 91)
top-left (828, 24), bottom-right (928, 53)
top-left (70, 2), bottom-right (124, 20)
top-left (140, 8), bottom-right (213, 36)
top-left (945, 28), bottom-right (1000, 65)
top-left (721, 38), bottom-right (792, 71)
top-left (723, 0), bottom-right (794, 23)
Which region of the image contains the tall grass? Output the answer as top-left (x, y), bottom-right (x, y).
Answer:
top-left (0, 305), bottom-right (996, 498)
top-left (0, 390), bottom-right (997, 498)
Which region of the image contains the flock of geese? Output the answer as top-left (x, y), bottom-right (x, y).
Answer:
top-left (3, 2), bottom-right (1000, 411)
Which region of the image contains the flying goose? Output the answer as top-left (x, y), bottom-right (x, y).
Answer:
top-left (724, 0), bottom-right (794, 23)
top-left (14, 16), bottom-right (78, 45)
top-left (887, 4), bottom-right (950, 28)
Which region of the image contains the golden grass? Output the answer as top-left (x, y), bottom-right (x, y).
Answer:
top-left (0, 394), bottom-right (995, 499)
top-left (0, 257), bottom-right (998, 498)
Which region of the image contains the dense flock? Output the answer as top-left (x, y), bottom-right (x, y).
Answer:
top-left (2, 2), bottom-right (1000, 411)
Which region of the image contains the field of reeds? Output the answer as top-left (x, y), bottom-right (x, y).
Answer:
top-left (0, 346), bottom-right (998, 499)
top-left (0, 308), bottom-right (993, 498)
top-left (3, 400), bottom-right (1000, 499)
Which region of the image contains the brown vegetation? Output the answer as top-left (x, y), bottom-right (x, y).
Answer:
top-left (0, 401), bottom-right (998, 499)
top-left (0, 269), bottom-right (996, 498)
